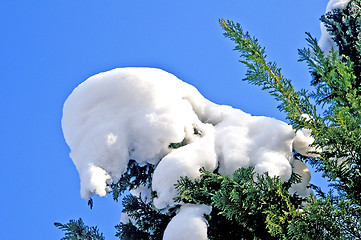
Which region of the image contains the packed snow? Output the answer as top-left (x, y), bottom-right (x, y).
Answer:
top-left (319, 0), bottom-right (351, 52)
top-left (62, 67), bottom-right (317, 238)
top-left (163, 204), bottom-right (211, 240)
top-left (62, 67), bottom-right (315, 200)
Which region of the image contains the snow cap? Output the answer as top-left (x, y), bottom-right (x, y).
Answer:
top-left (62, 67), bottom-right (315, 201)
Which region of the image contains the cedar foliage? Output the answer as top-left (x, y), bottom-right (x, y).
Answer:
top-left (175, 167), bottom-right (303, 240)
top-left (54, 218), bottom-right (104, 240)
top-left (115, 195), bottom-right (179, 240)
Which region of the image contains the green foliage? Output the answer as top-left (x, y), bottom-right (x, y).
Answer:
top-left (111, 159), bottom-right (155, 201)
top-left (218, 19), bottom-right (316, 125)
top-left (298, 0), bottom-right (361, 205)
top-left (220, 0), bottom-right (361, 203)
top-left (298, 33), bottom-right (361, 204)
top-left (54, 218), bottom-right (104, 240)
top-left (87, 159), bottom-right (155, 208)
top-left (322, 0), bottom-right (361, 80)
top-left (218, 1), bottom-right (361, 238)
top-left (56, 159), bottom-right (163, 240)
top-left (175, 167), bottom-right (303, 239)
top-left (115, 195), bottom-right (179, 240)
top-left (288, 196), bottom-right (361, 240)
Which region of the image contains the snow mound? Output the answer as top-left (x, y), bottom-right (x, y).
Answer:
top-left (152, 124), bottom-right (217, 209)
top-left (163, 204), bottom-right (211, 240)
top-left (62, 67), bottom-right (317, 238)
top-left (62, 68), bottom-right (207, 198)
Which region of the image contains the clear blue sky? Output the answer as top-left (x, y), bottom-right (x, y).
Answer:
top-left (0, 1), bottom-right (329, 239)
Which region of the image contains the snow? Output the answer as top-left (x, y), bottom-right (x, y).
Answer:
top-left (152, 123), bottom-right (217, 209)
top-left (62, 68), bottom-right (203, 198)
top-left (162, 204), bottom-right (211, 240)
top-left (215, 110), bottom-right (295, 181)
top-left (119, 212), bottom-right (132, 225)
top-left (293, 128), bottom-right (319, 157)
top-left (289, 159), bottom-right (312, 198)
top-left (319, 0), bottom-right (351, 52)
top-left (62, 67), bottom-right (317, 238)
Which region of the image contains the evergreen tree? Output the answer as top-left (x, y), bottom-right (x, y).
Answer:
top-left (56, 1), bottom-right (361, 239)
top-left (179, 1), bottom-right (361, 238)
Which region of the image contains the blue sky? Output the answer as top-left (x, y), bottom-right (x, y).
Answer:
top-left (1, 1), bottom-right (329, 239)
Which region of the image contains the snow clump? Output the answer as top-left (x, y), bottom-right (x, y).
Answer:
top-left (163, 204), bottom-right (212, 240)
top-left (62, 67), bottom-right (317, 239)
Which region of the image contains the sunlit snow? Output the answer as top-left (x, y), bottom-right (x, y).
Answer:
top-left (163, 204), bottom-right (211, 240)
top-left (62, 67), bottom-right (317, 238)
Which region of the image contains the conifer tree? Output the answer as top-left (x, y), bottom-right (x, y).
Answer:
top-left (56, 1), bottom-right (361, 239)
top-left (177, 1), bottom-right (360, 238)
